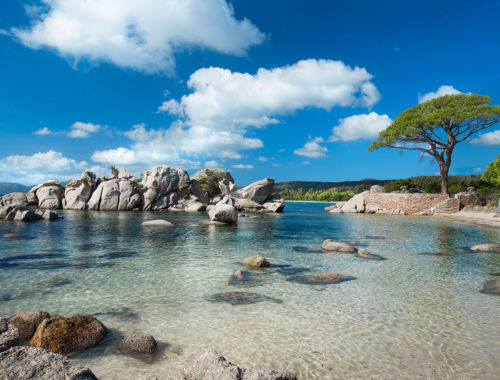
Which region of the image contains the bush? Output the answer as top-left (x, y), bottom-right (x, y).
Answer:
top-left (482, 153), bottom-right (500, 186)
top-left (384, 179), bottom-right (417, 192)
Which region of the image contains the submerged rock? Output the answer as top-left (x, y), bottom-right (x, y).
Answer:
top-left (207, 291), bottom-right (282, 306)
top-left (30, 315), bottom-right (107, 354)
top-left (0, 346), bottom-right (97, 379)
top-left (228, 270), bottom-right (266, 287)
top-left (292, 246), bottom-right (323, 253)
top-left (287, 272), bottom-right (355, 285)
top-left (141, 219), bottom-right (173, 226)
top-left (480, 279), bottom-right (500, 296)
top-left (321, 239), bottom-right (357, 253)
top-left (0, 317), bottom-right (19, 352)
top-left (470, 244), bottom-right (500, 253)
top-left (8, 311), bottom-right (51, 341)
top-left (183, 350), bottom-right (297, 380)
top-left (242, 255), bottom-right (271, 268)
top-left (121, 333), bottom-right (157, 353)
top-left (356, 249), bottom-right (386, 260)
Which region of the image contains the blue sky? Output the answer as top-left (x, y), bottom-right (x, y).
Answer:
top-left (0, 0), bottom-right (499, 186)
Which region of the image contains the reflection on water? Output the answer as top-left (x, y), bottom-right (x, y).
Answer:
top-left (1, 203), bottom-right (499, 379)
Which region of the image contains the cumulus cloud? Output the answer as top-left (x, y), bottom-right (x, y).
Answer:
top-left (12, 0), bottom-right (264, 74)
top-left (232, 164), bottom-right (253, 169)
top-left (204, 160), bottom-right (222, 168)
top-left (67, 122), bottom-right (101, 138)
top-left (0, 150), bottom-right (105, 185)
top-left (329, 112), bottom-right (392, 142)
top-left (34, 126), bottom-right (52, 135)
top-left (92, 59), bottom-right (380, 170)
top-left (294, 137), bottom-right (328, 158)
top-left (470, 129), bottom-right (500, 146)
top-left (418, 85), bottom-right (462, 103)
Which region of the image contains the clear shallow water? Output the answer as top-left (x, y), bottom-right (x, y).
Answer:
top-left (1, 202), bottom-right (499, 379)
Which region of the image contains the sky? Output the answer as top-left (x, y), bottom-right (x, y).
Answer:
top-left (0, 0), bottom-right (499, 186)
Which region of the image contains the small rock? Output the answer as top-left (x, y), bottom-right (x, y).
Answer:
top-left (8, 311), bottom-right (50, 341)
top-left (121, 334), bottom-right (157, 353)
top-left (141, 219), bottom-right (173, 226)
top-left (0, 346), bottom-right (97, 379)
top-left (287, 272), bottom-right (355, 285)
top-left (183, 350), bottom-right (297, 380)
top-left (470, 244), bottom-right (500, 253)
top-left (208, 203), bottom-right (238, 224)
top-left (356, 249), bottom-right (386, 261)
top-left (480, 279), bottom-right (500, 296)
top-left (321, 239), bottom-right (357, 253)
top-left (0, 317), bottom-right (19, 352)
top-left (242, 255), bottom-right (270, 268)
top-left (30, 315), bottom-right (107, 354)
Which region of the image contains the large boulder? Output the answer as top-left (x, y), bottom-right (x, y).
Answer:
top-left (5, 207), bottom-right (43, 222)
top-left (30, 315), bottom-right (107, 354)
top-left (141, 166), bottom-right (191, 210)
top-left (261, 194), bottom-right (285, 213)
top-left (321, 239), bottom-right (357, 253)
top-left (232, 178), bottom-right (275, 204)
top-left (183, 350), bottom-right (297, 380)
top-left (8, 311), bottom-right (50, 341)
top-left (63, 171), bottom-right (96, 210)
top-left (28, 181), bottom-right (65, 209)
top-left (0, 346), bottom-right (98, 379)
top-left (88, 179), bottom-right (142, 211)
top-left (191, 168), bottom-right (235, 203)
top-left (341, 192), bottom-right (367, 213)
top-left (208, 202), bottom-right (238, 224)
top-left (0, 318), bottom-right (19, 352)
top-left (0, 192), bottom-right (29, 218)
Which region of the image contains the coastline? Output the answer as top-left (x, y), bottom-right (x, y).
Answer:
top-left (432, 211), bottom-right (500, 229)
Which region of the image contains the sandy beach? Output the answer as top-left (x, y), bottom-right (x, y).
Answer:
top-left (435, 211), bottom-right (500, 229)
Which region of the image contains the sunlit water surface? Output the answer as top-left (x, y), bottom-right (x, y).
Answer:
top-left (1, 202), bottom-right (499, 379)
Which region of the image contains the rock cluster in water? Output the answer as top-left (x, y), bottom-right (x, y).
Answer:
top-left (0, 166), bottom-right (284, 225)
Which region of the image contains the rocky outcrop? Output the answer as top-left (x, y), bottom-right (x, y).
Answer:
top-left (30, 315), bottom-right (107, 354)
top-left (0, 318), bottom-right (19, 352)
top-left (261, 194), bottom-right (285, 212)
top-left (121, 334), bottom-right (157, 353)
top-left (470, 244), bottom-right (500, 253)
top-left (232, 178), bottom-right (274, 204)
top-left (321, 239), bottom-right (357, 253)
top-left (0, 192), bottom-right (28, 218)
top-left (2, 205), bottom-right (59, 222)
top-left (142, 166), bottom-right (191, 210)
top-left (337, 192), bottom-right (460, 215)
top-left (63, 171), bottom-right (96, 210)
top-left (0, 346), bottom-right (98, 379)
top-left (242, 255), bottom-right (271, 268)
top-left (169, 195), bottom-right (206, 212)
top-left (208, 202), bottom-right (238, 224)
top-left (184, 351), bottom-right (297, 380)
top-left (28, 181), bottom-right (65, 209)
top-left (190, 168), bottom-right (236, 204)
top-left (8, 311), bottom-right (50, 341)
top-left (87, 178), bottom-right (142, 211)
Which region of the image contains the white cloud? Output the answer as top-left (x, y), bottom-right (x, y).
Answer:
top-left (67, 122), bottom-right (101, 138)
top-left (12, 0), bottom-right (264, 75)
top-left (418, 85), bottom-right (462, 103)
top-left (294, 137), bottom-right (328, 158)
top-left (0, 150), bottom-right (105, 185)
top-left (258, 156), bottom-right (267, 162)
top-left (34, 126), bottom-right (52, 135)
top-left (329, 112), bottom-right (392, 142)
top-left (204, 160), bottom-right (222, 168)
top-left (473, 167), bottom-right (483, 173)
top-left (470, 129), bottom-right (500, 146)
top-left (232, 164), bottom-right (253, 169)
top-left (92, 59), bottom-right (380, 170)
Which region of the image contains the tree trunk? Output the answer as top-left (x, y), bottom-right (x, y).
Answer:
top-left (440, 164), bottom-right (450, 195)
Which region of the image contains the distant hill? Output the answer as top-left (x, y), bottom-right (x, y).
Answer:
top-left (0, 183), bottom-right (31, 196)
top-left (275, 179), bottom-right (390, 192)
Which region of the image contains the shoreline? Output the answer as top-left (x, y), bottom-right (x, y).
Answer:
top-left (285, 200), bottom-right (335, 204)
top-left (432, 211), bottom-right (500, 229)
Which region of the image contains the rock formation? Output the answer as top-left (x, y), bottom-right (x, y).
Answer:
top-left (121, 334), bottom-right (157, 353)
top-left (28, 181), bottom-right (65, 209)
top-left (0, 318), bottom-right (19, 353)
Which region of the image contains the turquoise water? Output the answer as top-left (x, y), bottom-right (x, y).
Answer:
top-left (1, 202), bottom-right (499, 379)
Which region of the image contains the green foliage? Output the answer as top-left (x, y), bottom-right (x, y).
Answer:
top-left (369, 94), bottom-right (500, 151)
top-left (110, 165), bottom-right (119, 178)
top-left (280, 187), bottom-right (357, 202)
top-left (384, 179), bottom-right (417, 193)
top-left (482, 153), bottom-right (500, 186)
top-left (197, 169), bottom-right (225, 198)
